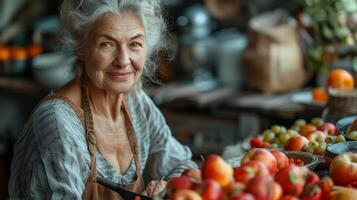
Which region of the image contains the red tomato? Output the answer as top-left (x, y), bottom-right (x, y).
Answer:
top-left (250, 136), bottom-right (270, 148)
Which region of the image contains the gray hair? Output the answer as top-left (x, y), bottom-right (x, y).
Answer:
top-left (59, 0), bottom-right (168, 85)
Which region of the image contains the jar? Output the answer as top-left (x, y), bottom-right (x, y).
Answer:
top-left (322, 88), bottom-right (357, 123)
top-left (0, 47), bottom-right (10, 75)
top-left (9, 47), bottom-right (27, 75)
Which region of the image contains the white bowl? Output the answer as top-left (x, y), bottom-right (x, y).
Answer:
top-left (32, 52), bottom-right (75, 89)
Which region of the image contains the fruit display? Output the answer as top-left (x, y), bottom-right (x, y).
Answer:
top-left (249, 117), bottom-right (346, 156)
top-left (162, 149), bottom-right (357, 200)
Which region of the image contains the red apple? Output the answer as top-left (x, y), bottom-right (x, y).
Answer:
top-left (201, 154), bottom-right (233, 187)
top-left (279, 195), bottom-right (300, 200)
top-left (171, 189), bottom-right (203, 200)
top-left (284, 135), bottom-right (309, 151)
top-left (166, 176), bottom-right (193, 196)
top-left (245, 176), bottom-right (282, 200)
top-left (329, 152), bottom-right (357, 186)
top-left (241, 148), bottom-right (277, 175)
top-left (319, 177), bottom-right (334, 200)
top-left (194, 179), bottom-right (223, 200)
top-left (317, 122), bottom-right (337, 136)
top-left (224, 182), bottom-right (245, 198)
top-left (233, 160), bottom-right (270, 184)
top-left (274, 165), bottom-right (307, 196)
top-left (182, 168), bottom-right (202, 183)
top-left (270, 150), bottom-right (289, 170)
top-left (305, 130), bottom-right (326, 142)
top-left (230, 193), bottom-right (255, 200)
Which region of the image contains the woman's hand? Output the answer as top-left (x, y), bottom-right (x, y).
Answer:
top-left (142, 180), bottom-right (167, 197)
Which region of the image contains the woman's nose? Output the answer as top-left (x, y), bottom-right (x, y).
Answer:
top-left (113, 46), bottom-right (130, 68)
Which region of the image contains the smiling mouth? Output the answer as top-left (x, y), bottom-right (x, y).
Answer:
top-left (107, 72), bottom-right (132, 80)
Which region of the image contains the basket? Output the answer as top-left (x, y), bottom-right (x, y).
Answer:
top-left (241, 10), bottom-right (305, 94)
top-left (322, 88), bottom-right (357, 123)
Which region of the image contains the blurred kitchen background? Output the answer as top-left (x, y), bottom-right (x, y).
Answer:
top-left (0, 0), bottom-right (356, 198)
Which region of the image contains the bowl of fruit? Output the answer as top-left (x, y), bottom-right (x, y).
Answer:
top-left (336, 115), bottom-right (357, 140)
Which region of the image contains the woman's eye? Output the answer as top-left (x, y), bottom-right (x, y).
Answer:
top-left (99, 42), bottom-right (113, 49)
top-left (130, 42), bottom-right (143, 48)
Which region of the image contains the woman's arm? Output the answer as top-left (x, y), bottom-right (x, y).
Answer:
top-left (9, 100), bottom-right (89, 199)
top-left (139, 91), bottom-right (198, 180)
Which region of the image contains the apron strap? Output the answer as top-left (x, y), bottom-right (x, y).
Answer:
top-left (81, 86), bottom-right (98, 181)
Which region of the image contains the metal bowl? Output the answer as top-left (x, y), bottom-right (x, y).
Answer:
top-left (325, 141), bottom-right (357, 159)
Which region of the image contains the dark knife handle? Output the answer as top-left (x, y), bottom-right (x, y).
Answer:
top-left (96, 177), bottom-right (152, 200)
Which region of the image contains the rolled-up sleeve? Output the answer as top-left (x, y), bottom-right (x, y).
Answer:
top-left (141, 92), bottom-right (198, 180)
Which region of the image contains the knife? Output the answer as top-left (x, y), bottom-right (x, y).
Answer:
top-left (96, 177), bottom-right (152, 200)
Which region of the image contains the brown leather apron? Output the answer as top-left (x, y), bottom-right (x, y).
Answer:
top-left (38, 86), bottom-right (145, 199)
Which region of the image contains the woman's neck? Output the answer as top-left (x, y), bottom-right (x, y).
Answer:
top-left (82, 77), bottom-right (124, 121)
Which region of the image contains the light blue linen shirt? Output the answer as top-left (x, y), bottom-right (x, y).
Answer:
top-left (9, 88), bottom-right (197, 199)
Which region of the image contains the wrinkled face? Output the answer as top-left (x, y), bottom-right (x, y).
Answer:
top-left (79, 12), bottom-right (147, 93)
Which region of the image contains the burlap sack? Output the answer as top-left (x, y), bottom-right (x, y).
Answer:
top-left (242, 10), bottom-right (305, 94)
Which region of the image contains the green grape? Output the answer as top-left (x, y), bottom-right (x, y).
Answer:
top-left (306, 146), bottom-right (315, 153)
top-left (325, 135), bottom-right (336, 144)
top-left (335, 135), bottom-right (346, 143)
top-left (311, 117), bottom-right (324, 127)
top-left (308, 140), bottom-right (319, 150)
top-left (271, 125), bottom-right (281, 134)
top-left (263, 130), bottom-right (276, 142)
top-left (279, 126), bottom-right (287, 135)
top-left (287, 129), bottom-right (299, 137)
top-left (347, 131), bottom-right (357, 140)
top-left (294, 119), bottom-right (306, 127)
top-left (279, 133), bottom-right (290, 144)
top-left (290, 125), bottom-right (300, 132)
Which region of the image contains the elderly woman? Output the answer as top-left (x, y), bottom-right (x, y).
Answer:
top-left (9, 0), bottom-right (197, 199)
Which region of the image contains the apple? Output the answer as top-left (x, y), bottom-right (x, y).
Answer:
top-left (230, 193), bottom-right (255, 200)
top-left (171, 189), bottom-right (203, 200)
top-left (270, 150), bottom-right (289, 170)
top-left (301, 185), bottom-right (322, 200)
top-left (279, 195), bottom-right (300, 200)
top-left (284, 135), bottom-right (309, 151)
top-left (329, 152), bottom-right (357, 186)
top-left (182, 168), bottom-right (202, 183)
top-left (233, 160), bottom-right (270, 184)
top-left (274, 165), bottom-right (307, 196)
top-left (201, 154), bottom-right (233, 187)
top-left (245, 176), bottom-right (282, 200)
top-left (194, 179), bottom-right (223, 200)
top-left (317, 122), bottom-right (337, 136)
top-left (223, 182), bottom-right (245, 199)
top-left (319, 177), bottom-right (334, 200)
top-left (241, 148), bottom-right (277, 175)
top-left (305, 130), bottom-right (326, 142)
top-left (166, 176), bottom-right (193, 196)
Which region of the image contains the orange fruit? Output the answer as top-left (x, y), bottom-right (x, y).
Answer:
top-left (311, 87), bottom-right (328, 103)
top-left (327, 69), bottom-right (355, 90)
top-left (300, 123), bottom-right (317, 137)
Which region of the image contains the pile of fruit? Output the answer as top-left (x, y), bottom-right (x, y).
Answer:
top-left (347, 118), bottom-right (357, 140)
top-left (250, 117), bottom-right (347, 155)
top-left (164, 148), bottom-right (357, 200)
